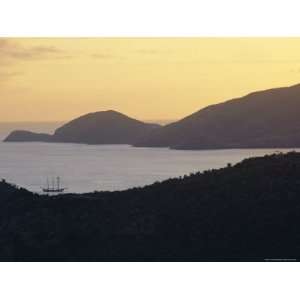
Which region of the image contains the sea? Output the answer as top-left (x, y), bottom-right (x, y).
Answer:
top-left (0, 122), bottom-right (297, 193)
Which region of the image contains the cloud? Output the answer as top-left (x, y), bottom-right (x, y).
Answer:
top-left (137, 49), bottom-right (160, 55)
top-left (290, 67), bottom-right (300, 73)
top-left (0, 39), bottom-right (68, 61)
top-left (136, 49), bottom-right (172, 55)
top-left (91, 53), bottom-right (118, 59)
top-left (90, 48), bottom-right (171, 61)
top-left (0, 39), bottom-right (70, 85)
top-left (0, 71), bottom-right (22, 78)
top-left (0, 71), bottom-right (23, 86)
top-left (90, 51), bottom-right (127, 61)
top-left (0, 39), bottom-right (71, 84)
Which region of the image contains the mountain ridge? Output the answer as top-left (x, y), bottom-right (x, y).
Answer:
top-left (5, 83), bottom-right (300, 149)
top-left (4, 110), bottom-right (161, 144)
top-left (1, 151), bottom-right (300, 261)
top-left (134, 83), bottom-right (300, 149)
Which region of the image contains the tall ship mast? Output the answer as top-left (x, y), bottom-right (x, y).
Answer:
top-left (42, 176), bottom-right (66, 193)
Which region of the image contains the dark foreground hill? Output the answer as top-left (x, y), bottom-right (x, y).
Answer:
top-left (135, 83), bottom-right (300, 149)
top-left (4, 110), bottom-right (160, 144)
top-left (1, 152), bottom-right (300, 261)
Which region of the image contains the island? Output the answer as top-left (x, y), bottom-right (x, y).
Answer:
top-left (4, 130), bottom-right (53, 142)
top-left (4, 110), bottom-right (160, 144)
top-left (5, 83), bottom-right (300, 149)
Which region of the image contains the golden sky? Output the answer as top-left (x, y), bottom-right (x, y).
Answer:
top-left (1, 38), bottom-right (300, 122)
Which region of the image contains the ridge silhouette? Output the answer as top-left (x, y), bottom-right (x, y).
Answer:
top-left (0, 152), bottom-right (299, 261)
top-left (5, 83), bottom-right (300, 149)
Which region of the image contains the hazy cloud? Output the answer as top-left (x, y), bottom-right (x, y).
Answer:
top-left (0, 71), bottom-right (22, 78)
top-left (0, 70), bottom-right (23, 86)
top-left (136, 49), bottom-right (172, 55)
top-left (290, 67), bottom-right (300, 73)
top-left (90, 48), bottom-right (171, 61)
top-left (0, 39), bottom-right (69, 84)
top-left (91, 53), bottom-right (119, 59)
top-left (137, 49), bottom-right (160, 55)
top-left (0, 39), bottom-right (68, 62)
top-left (0, 38), bottom-right (67, 84)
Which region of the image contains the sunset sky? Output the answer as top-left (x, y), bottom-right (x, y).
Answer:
top-left (1, 38), bottom-right (300, 122)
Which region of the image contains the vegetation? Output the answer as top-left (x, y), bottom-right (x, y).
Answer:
top-left (1, 152), bottom-right (300, 261)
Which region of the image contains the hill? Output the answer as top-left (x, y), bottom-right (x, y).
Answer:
top-left (4, 110), bottom-right (160, 144)
top-left (4, 130), bottom-right (53, 142)
top-left (134, 83), bottom-right (300, 149)
top-left (1, 152), bottom-right (300, 261)
top-left (53, 110), bottom-right (160, 144)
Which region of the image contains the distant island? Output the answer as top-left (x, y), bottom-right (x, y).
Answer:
top-left (4, 110), bottom-right (161, 144)
top-left (0, 152), bottom-right (300, 261)
top-left (4, 130), bottom-right (53, 142)
top-left (5, 83), bottom-right (300, 149)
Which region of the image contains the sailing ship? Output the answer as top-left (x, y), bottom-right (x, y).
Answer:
top-left (42, 176), bottom-right (66, 193)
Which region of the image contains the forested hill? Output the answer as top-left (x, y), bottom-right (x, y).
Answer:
top-left (1, 152), bottom-right (300, 261)
top-left (135, 83), bottom-right (300, 149)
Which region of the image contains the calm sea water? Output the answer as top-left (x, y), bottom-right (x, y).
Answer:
top-left (0, 123), bottom-right (297, 193)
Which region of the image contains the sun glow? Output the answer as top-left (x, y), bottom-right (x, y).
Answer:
top-left (1, 38), bottom-right (300, 122)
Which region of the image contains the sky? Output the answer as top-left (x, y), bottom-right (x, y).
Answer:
top-left (1, 38), bottom-right (300, 122)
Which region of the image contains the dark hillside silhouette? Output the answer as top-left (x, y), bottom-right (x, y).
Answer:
top-left (4, 110), bottom-right (160, 144)
top-left (53, 110), bottom-right (160, 144)
top-left (1, 152), bottom-right (300, 261)
top-left (6, 83), bottom-right (300, 149)
top-left (4, 130), bottom-right (53, 142)
top-left (135, 83), bottom-right (300, 149)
